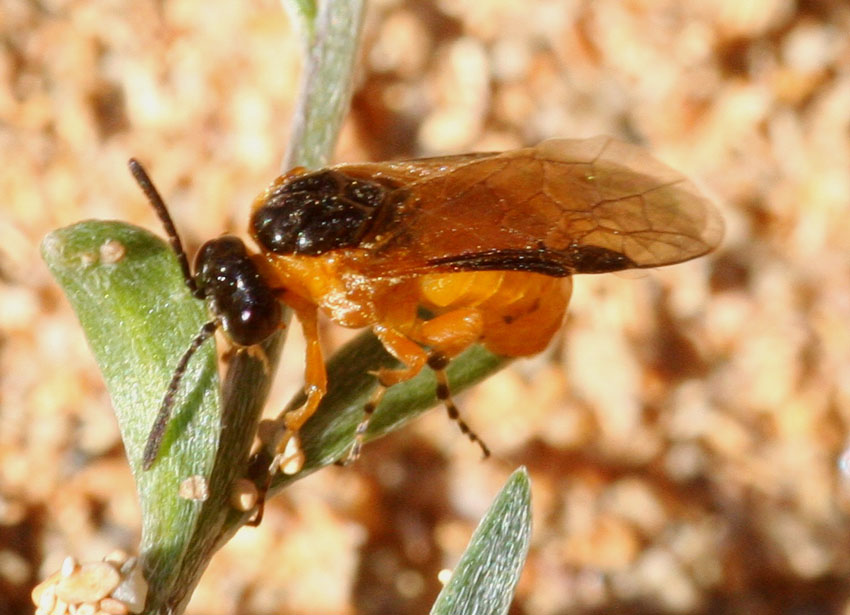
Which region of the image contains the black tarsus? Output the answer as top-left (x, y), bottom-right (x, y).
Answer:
top-left (128, 158), bottom-right (201, 298)
top-left (429, 351), bottom-right (491, 459)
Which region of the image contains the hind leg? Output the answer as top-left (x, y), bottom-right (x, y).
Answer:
top-left (346, 324), bottom-right (428, 461)
top-left (347, 308), bottom-right (488, 462)
top-left (418, 309), bottom-right (489, 456)
top-left (426, 351), bottom-right (490, 457)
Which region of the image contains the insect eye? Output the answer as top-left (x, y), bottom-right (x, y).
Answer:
top-left (344, 180), bottom-right (384, 208)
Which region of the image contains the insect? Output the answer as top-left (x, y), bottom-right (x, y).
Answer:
top-left (133, 136), bottom-right (722, 481)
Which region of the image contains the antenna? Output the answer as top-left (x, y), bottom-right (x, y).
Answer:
top-left (142, 320), bottom-right (218, 469)
top-left (128, 158), bottom-right (218, 469)
top-left (128, 158), bottom-right (200, 298)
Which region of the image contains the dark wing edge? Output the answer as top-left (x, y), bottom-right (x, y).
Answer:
top-left (424, 244), bottom-right (639, 277)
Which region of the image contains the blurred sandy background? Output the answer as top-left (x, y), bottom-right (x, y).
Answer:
top-left (3, 0), bottom-right (850, 613)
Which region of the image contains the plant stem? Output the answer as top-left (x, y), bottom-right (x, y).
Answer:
top-left (283, 0), bottom-right (366, 170)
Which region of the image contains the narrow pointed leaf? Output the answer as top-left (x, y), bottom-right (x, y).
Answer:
top-left (430, 468), bottom-right (532, 615)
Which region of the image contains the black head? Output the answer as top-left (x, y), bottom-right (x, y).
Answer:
top-left (251, 169), bottom-right (387, 256)
top-left (194, 235), bottom-right (282, 347)
top-left (127, 159), bottom-right (282, 471)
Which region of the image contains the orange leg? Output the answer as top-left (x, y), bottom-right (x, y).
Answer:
top-left (345, 323), bottom-right (429, 461)
top-left (416, 308), bottom-right (484, 355)
top-left (417, 309), bottom-right (489, 458)
top-left (261, 292), bottom-right (327, 475)
top-left (372, 323), bottom-right (430, 386)
top-left (347, 309), bottom-right (489, 462)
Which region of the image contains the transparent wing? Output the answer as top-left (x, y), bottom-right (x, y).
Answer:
top-left (337, 136), bottom-right (723, 278)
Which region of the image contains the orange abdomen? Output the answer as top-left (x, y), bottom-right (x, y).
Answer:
top-left (416, 271), bottom-right (572, 357)
top-left (259, 251), bottom-right (571, 358)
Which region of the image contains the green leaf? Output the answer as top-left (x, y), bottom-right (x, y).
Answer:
top-left (41, 224), bottom-right (210, 590)
top-left (41, 222), bottom-right (271, 610)
top-left (430, 468), bottom-right (532, 615)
